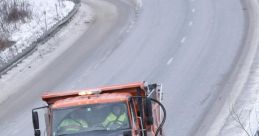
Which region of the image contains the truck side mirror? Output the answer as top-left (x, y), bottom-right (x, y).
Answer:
top-left (145, 98), bottom-right (154, 125)
top-left (32, 111), bottom-right (41, 136)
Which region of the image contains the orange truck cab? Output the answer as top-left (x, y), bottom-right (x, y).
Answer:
top-left (32, 82), bottom-right (166, 136)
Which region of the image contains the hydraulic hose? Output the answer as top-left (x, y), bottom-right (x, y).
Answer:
top-left (131, 96), bottom-right (166, 136)
top-left (149, 98), bottom-right (166, 136)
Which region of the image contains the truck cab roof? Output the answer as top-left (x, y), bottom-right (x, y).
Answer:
top-left (42, 82), bottom-right (146, 106)
top-left (51, 92), bottom-right (132, 109)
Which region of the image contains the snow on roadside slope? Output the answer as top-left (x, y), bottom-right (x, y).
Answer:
top-left (219, 49), bottom-right (259, 136)
top-left (0, 1), bottom-right (94, 103)
top-left (0, 0), bottom-right (74, 63)
top-left (132, 0), bottom-right (143, 9)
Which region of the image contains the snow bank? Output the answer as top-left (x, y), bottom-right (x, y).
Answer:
top-left (136, 0), bottom-right (143, 9)
top-left (218, 0), bottom-right (259, 135)
top-left (0, 1), bottom-right (94, 103)
top-left (131, 0), bottom-right (143, 10)
top-left (11, 0), bottom-right (75, 50)
top-left (0, 0), bottom-right (75, 65)
top-left (219, 51), bottom-right (259, 136)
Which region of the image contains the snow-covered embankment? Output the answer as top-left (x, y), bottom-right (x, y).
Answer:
top-left (0, 0), bottom-right (77, 73)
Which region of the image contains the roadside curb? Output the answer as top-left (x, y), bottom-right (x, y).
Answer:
top-left (203, 0), bottom-right (259, 135)
top-left (0, 0), bottom-right (81, 76)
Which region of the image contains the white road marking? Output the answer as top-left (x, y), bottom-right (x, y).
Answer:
top-left (192, 8), bottom-right (196, 13)
top-left (188, 21), bottom-right (193, 26)
top-left (167, 57), bottom-right (174, 65)
top-left (181, 37), bottom-right (186, 43)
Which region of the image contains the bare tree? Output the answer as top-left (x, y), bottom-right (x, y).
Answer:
top-left (230, 106), bottom-right (252, 136)
top-left (229, 104), bottom-right (259, 136)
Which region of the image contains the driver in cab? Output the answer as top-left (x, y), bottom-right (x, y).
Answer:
top-left (102, 105), bottom-right (129, 130)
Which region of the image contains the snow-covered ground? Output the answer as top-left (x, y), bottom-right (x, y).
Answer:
top-left (135, 0), bottom-right (143, 9)
top-left (219, 48), bottom-right (259, 136)
top-left (202, 0), bottom-right (259, 135)
top-left (0, 1), bottom-right (94, 104)
top-left (0, 0), bottom-right (75, 64)
top-left (131, 0), bottom-right (142, 10)
top-left (216, 0), bottom-right (259, 135)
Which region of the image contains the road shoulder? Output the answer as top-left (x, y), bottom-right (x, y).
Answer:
top-left (195, 0), bottom-right (259, 135)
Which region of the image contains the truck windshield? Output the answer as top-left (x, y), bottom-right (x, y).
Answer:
top-left (51, 102), bottom-right (130, 136)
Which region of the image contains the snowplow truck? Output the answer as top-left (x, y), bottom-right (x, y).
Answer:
top-left (32, 82), bottom-right (166, 136)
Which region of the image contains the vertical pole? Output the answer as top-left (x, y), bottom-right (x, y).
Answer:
top-left (55, 4), bottom-right (59, 19)
top-left (43, 11), bottom-right (47, 31)
top-left (137, 88), bottom-right (147, 136)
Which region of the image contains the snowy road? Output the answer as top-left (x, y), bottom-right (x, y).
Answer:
top-left (0, 0), bottom-right (248, 135)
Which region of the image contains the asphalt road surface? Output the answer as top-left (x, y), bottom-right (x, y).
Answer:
top-left (0, 0), bottom-right (247, 135)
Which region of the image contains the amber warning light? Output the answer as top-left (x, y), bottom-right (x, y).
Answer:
top-left (78, 89), bottom-right (102, 96)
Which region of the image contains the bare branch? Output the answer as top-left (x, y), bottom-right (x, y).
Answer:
top-left (230, 106), bottom-right (251, 136)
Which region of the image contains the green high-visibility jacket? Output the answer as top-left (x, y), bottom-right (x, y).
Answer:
top-left (59, 118), bottom-right (88, 133)
top-left (102, 113), bottom-right (128, 127)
